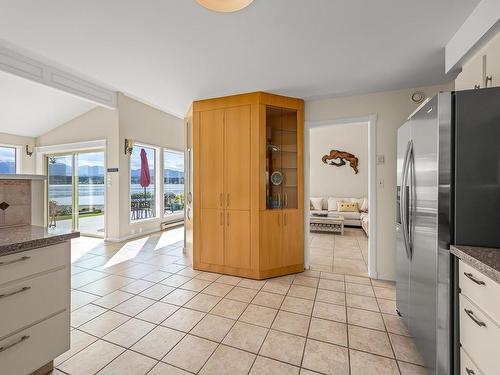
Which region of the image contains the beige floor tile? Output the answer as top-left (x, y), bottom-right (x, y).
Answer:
top-left (238, 278), bottom-right (266, 290)
top-left (55, 329), bottom-right (98, 365)
top-left (374, 286), bottom-right (396, 300)
top-left (312, 301), bottom-right (346, 323)
top-left (161, 263), bottom-right (185, 273)
top-left (302, 339), bottom-right (349, 375)
top-left (287, 285), bottom-right (317, 300)
top-left (334, 258), bottom-right (368, 276)
top-left (216, 274), bottom-right (243, 285)
top-left (103, 318), bottom-right (155, 347)
top-left (239, 304), bottom-right (278, 328)
top-left (334, 247), bottom-right (364, 260)
top-left (191, 314), bottom-right (235, 342)
top-left (398, 361), bottom-right (430, 375)
top-left (136, 301), bottom-right (179, 324)
top-left (195, 271), bottom-right (222, 282)
top-left (383, 314), bottom-right (410, 336)
top-left (310, 263), bottom-right (334, 272)
top-left (252, 291), bottom-right (285, 309)
top-left (259, 330), bottom-right (306, 366)
top-left (249, 356), bottom-right (300, 375)
top-left (271, 274), bottom-right (296, 284)
top-left (371, 279), bottom-right (396, 289)
top-left (262, 281), bottom-right (291, 295)
top-left (310, 254), bottom-right (333, 267)
top-left (120, 279), bottom-right (155, 294)
top-left (211, 298), bottom-right (248, 320)
top-left (346, 294), bottom-right (379, 312)
top-left (71, 290), bottom-right (99, 311)
top-left (148, 362), bottom-right (191, 375)
top-left (316, 289), bottom-right (345, 305)
top-left (184, 293), bottom-right (221, 312)
top-left (222, 321), bottom-right (268, 353)
top-left (200, 345), bottom-right (255, 375)
top-left (163, 334), bottom-right (218, 373)
top-left (348, 325), bottom-right (394, 358)
top-left (161, 307), bottom-right (206, 332)
top-left (347, 308), bottom-right (385, 330)
top-left (160, 274), bottom-right (192, 287)
top-left (320, 272), bottom-right (344, 281)
top-left (112, 295), bottom-right (155, 316)
top-left (79, 310), bottom-right (130, 337)
top-left (93, 290), bottom-right (135, 309)
top-left (281, 296), bottom-right (314, 316)
top-left (226, 286), bottom-right (259, 303)
top-left (318, 278), bottom-right (345, 292)
top-left (58, 340), bottom-right (125, 375)
top-left (389, 333), bottom-right (425, 366)
top-left (161, 288), bottom-right (197, 306)
top-left (293, 276), bottom-right (319, 288)
top-left (345, 282), bottom-right (375, 297)
top-left (349, 349), bottom-right (399, 375)
top-left (180, 278), bottom-right (212, 292)
top-left (139, 283), bottom-right (175, 300)
top-left (311, 247), bottom-right (334, 258)
top-left (71, 303), bottom-right (107, 327)
top-left (79, 275), bottom-right (135, 296)
top-left (97, 350), bottom-right (157, 374)
top-left (71, 270), bottom-right (108, 289)
top-left (176, 268), bottom-right (201, 277)
top-left (131, 326), bottom-right (184, 360)
top-left (272, 310), bottom-right (310, 336)
top-left (202, 282), bottom-right (234, 297)
top-left (141, 270), bottom-right (172, 283)
top-left (377, 298), bottom-right (397, 315)
top-left (300, 369), bottom-right (322, 375)
top-left (308, 317), bottom-right (347, 346)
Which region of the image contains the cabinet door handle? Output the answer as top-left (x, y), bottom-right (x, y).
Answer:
top-left (226, 212), bottom-right (229, 226)
top-left (464, 308), bottom-right (486, 327)
top-left (219, 193), bottom-right (223, 208)
top-left (464, 272), bottom-right (485, 285)
top-left (284, 213), bottom-right (287, 226)
top-left (220, 212), bottom-right (223, 226)
top-left (0, 256), bottom-right (31, 267)
top-left (466, 368), bottom-right (475, 375)
top-left (0, 335), bottom-right (30, 353)
top-left (277, 214), bottom-right (280, 226)
top-left (0, 286), bottom-right (31, 299)
top-left (226, 193), bottom-right (230, 208)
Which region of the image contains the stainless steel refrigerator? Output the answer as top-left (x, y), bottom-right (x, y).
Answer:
top-left (396, 87), bottom-right (500, 375)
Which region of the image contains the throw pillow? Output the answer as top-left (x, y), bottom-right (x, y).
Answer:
top-left (337, 202), bottom-right (359, 212)
top-left (360, 198), bottom-right (369, 212)
top-left (328, 197), bottom-right (347, 211)
top-left (310, 197), bottom-right (324, 211)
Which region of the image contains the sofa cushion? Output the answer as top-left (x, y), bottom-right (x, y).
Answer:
top-left (337, 202), bottom-right (359, 212)
top-left (360, 198), bottom-right (368, 212)
top-left (327, 197), bottom-right (349, 211)
top-left (328, 211), bottom-right (361, 220)
top-left (310, 197), bottom-right (324, 211)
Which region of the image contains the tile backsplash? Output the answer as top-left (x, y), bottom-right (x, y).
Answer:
top-left (0, 180), bottom-right (31, 228)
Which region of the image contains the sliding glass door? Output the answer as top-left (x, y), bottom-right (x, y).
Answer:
top-left (47, 151), bottom-right (105, 237)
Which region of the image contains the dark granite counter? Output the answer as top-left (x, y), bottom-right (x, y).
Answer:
top-left (0, 225), bottom-right (80, 256)
top-left (451, 245), bottom-right (500, 284)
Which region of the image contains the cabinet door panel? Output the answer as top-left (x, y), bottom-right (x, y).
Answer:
top-left (200, 209), bottom-right (224, 265)
top-left (259, 211), bottom-right (282, 269)
top-left (200, 109), bottom-right (224, 209)
top-left (224, 106), bottom-right (251, 210)
top-left (282, 210), bottom-right (304, 266)
top-left (225, 210), bottom-right (251, 269)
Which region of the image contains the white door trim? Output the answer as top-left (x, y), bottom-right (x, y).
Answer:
top-left (304, 114), bottom-right (378, 279)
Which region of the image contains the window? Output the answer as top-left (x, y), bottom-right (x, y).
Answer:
top-left (0, 146), bottom-right (16, 174)
top-left (130, 145), bottom-right (156, 221)
top-left (164, 150), bottom-right (184, 216)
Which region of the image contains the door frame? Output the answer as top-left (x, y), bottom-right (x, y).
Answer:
top-left (304, 115), bottom-right (378, 279)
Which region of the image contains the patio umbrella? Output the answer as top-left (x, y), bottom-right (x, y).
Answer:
top-left (139, 148), bottom-right (151, 214)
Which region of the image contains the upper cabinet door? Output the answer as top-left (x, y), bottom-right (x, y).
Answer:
top-left (200, 109), bottom-right (224, 209)
top-left (224, 105), bottom-right (251, 210)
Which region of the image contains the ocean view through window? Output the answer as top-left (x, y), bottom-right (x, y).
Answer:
top-left (164, 149), bottom-right (184, 216)
top-left (130, 145), bottom-right (156, 221)
top-left (0, 146), bottom-right (16, 173)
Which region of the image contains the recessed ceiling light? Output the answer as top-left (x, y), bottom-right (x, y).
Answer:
top-left (196, 0), bottom-right (254, 13)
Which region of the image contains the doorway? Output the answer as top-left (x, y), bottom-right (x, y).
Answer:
top-left (47, 150), bottom-right (105, 237)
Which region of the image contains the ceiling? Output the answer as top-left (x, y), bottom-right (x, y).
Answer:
top-left (0, 0), bottom-right (479, 118)
top-left (0, 70), bottom-right (96, 137)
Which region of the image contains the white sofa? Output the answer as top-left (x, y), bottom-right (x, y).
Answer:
top-left (310, 196), bottom-right (369, 236)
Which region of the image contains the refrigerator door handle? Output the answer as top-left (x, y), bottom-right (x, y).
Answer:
top-left (408, 146), bottom-right (415, 258)
top-left (400, 140), bottom-right (413, 260)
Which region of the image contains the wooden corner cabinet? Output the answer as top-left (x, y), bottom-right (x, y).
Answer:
top-left (186, 92), bottom-right (304, 279)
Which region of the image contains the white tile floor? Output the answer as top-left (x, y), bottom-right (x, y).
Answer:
top-left (52, 226), bottom-right (429, 375)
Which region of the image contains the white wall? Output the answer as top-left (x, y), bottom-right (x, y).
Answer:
top-left (310, 123), bottom-right (368, 199)
top-left (305, 82), bottom-right (453, 281)
top-left (0, 132), bottom-right (36, 174)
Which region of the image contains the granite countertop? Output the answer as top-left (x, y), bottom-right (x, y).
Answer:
top-left (451, 245), bottom-right (500, 284)
top-left (0, 225), bottom-right (80, 256)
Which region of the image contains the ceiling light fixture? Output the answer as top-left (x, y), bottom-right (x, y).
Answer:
top-left (196, 0), bottom-right (254, 12)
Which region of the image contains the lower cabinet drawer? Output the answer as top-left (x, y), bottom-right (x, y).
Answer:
top-left (461, 348), bottom-right (484, 375)
top-left (0, 310), bottom-right (70, 375)
top-left (0, 267), bottom-right (69, 338)
top-left (0, 242), bottom-right (69, 285)
top-left (460, 294), bottom-right (500, 375)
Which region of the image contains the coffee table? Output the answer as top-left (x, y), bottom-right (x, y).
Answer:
top-left (310, 215), bottom-right (345, 235)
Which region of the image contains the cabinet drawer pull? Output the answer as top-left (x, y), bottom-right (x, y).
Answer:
top-left (466, 368), bottom-right (475, 375)
top-left (0, 286), bottom-right (31, 299)
top-left (0, 256), bottom-right (31, 267)
top-left (464, 272), bottom-right (485, 285)
top-left (220, 193), bottom-right (223, 208)
top-left (464, 308), bottom-right (486, 327)
top-left (0, 335), bottom-right (30, 353)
